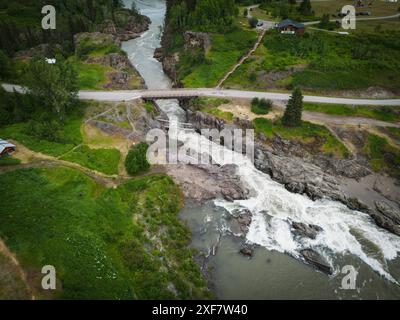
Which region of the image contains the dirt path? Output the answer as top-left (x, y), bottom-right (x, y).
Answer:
top-left (216, 28), bottom-right (267, 89)
top-left (302, 111), bottom-right (400, 128)
top-left (219, 102), bottom-right (400, 156)
top-left (219, 103), bottom-right (400, 128)
top-left (0, 239), bottom-right (34, 300)
top-left (0, 140), bottom-right (166, 187)
top-left (1, 141), bottom-right (124, 186)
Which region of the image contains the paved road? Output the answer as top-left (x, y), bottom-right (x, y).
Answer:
top-left (3, 84), bottom-right (400, 106)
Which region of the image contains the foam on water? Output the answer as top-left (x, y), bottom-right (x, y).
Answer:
top-left (122, 0), bottom-right (400, 285)
top-left (181, 131), bottom-right (400, 284)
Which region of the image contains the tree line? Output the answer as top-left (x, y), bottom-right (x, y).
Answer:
top-left (0, 0), bottom-right (126, 56)
top-left (0, 56), bottom-right (78, 142)
top-left (168, 0), bottom-right (239, 32)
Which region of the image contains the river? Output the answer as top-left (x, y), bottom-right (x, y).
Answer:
top-left (121, 0), bottom-right (400, 299)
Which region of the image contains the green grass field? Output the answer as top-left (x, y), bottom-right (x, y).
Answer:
top-left (60, 145), bottom-right (121, 175)
top-left (0, 168), bottom-right (210, 299)
top-left (70, 58), bottom-right (112, 90)
top-left (303, 103), bottom-right (400, 122)
top-left (253, 118), bottom-right (350, 158)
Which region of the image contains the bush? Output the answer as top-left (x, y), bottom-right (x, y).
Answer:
top-left (27, 114), bottom-right (62, 142)
top-left (0, 50), bottom-right (13, 80)
top-left (251, 98), bottom-right (272, 115)
top-left (248, 17), bottom-right (258, 28)
top-left (125, 142), bottom-right (150, 175)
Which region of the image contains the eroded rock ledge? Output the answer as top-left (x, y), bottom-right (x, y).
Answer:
top-left (74, 32), bottom-right (146, 90)
top-left (180, 108), bottom-right (400, 237)
top-left (165, 163), bottom-right (249, 202)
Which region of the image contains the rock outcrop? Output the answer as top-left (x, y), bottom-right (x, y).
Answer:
top-left (187, 110), bottom-right (226, 131)
top-left (165, 163), bottom-right (249, 202)
top-left (183, 31), bottom-right (211, 53)
top-left (291, 222), bottom-right (323, 240)
top-left (300, 249), bottom-right (333, 275)
top-left (371, 201), bottom-right (400, 236)
top-left (15, 43), bottom-right (62, 60)
top-left (239, 245), bottom-right (254, 258)
top-left (158, 31), bottom-right (210, 87)
top-left (99, 13), bottom-right (150, 41)
top-left (226, 208), bottom-right (252, 237)
top-left (74, 32), bottom-right (145, 90)
top-left (180, 107), bottom-right (400, 237)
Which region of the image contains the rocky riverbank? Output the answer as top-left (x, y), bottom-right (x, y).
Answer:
top-left (177, 104), bottom-right (400, 243)
top-left (155, 30), bottom-right (211, 87)
top-left (99, 12), bottom-right (150, 42)
top-left (74, 31), bottom-right (147, 90)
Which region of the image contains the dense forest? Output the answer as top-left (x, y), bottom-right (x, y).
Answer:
top-left (168, 0), bottom-right (238, 32)
top-left (0, 0), bottom-right (132, 56)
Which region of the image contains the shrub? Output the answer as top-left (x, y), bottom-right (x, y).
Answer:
top-left (248, 17), bottom-right (258, 28)
top-left (125, 142), bottom-right (150, 175)
top-left (251, 98), bottom-right (272, 115)
top-left (27, 114), bottom-right (62, 142)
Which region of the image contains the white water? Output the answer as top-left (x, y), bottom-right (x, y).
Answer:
top-left (122, 0), bottom-right (400, 285)
top-left (180, 132), bottom-right (400, 284)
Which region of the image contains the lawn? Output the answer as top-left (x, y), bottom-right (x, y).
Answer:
top-left (60, 145), bottom-right (121, 175)
top-left (180, 28), bottom-right (258, 87)
top-left (0, 168), bottom-right (210, 299)
top-left (253, 118), bottom-right (350, 158)
top-left (71, 59), bottom-right (112, 90)
top-left (303, 103), bottom-right (400, 122)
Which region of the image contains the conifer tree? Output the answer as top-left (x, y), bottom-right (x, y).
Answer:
top-left (282, 88), bottom-right (303, 127)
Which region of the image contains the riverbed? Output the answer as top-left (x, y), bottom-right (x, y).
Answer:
top-left (121, 0), bottom-right (400, 299)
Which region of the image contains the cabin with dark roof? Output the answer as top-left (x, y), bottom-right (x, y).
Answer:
top-left (0, 139), bottom-right (16, 157)
top-left (277, 19), bottom-right (305, 34)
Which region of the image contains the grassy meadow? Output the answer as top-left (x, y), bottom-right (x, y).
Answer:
top-left (0, 168), bottom-right (210, 299)
top-left (0, 103), bottom-right (122, 175)
top-left (225, 28), bottom-right (400, 93)
top-left (253, 117), bottom-right (350, 158)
